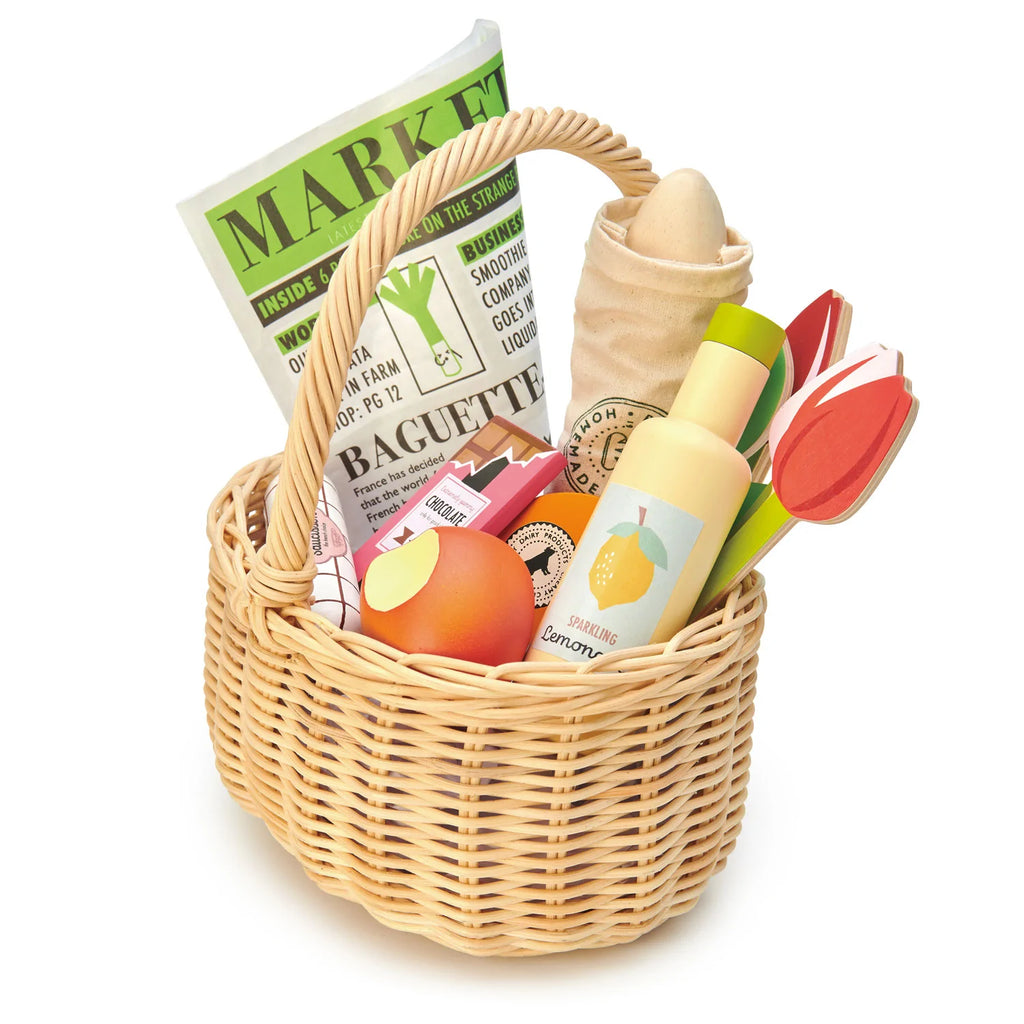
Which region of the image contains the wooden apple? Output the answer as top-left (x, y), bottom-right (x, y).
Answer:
top-left (359, 527), bottom-right (535, 665)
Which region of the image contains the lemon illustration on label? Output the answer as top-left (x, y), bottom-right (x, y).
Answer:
top-left (588, 506), bottom-right (669, 610)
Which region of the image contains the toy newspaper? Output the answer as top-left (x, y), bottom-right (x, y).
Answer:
top-left (179, 20), bottom-right (548, 547)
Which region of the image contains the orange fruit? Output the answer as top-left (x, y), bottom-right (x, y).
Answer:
top-left (360, 527), bottom-right (535, 665)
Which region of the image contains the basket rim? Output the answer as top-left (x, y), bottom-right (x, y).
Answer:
top-left (209, 455), bottom-right (765, 703)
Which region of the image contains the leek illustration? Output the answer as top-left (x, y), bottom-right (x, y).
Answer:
top-left (379, 263), bottom-right (463, 377)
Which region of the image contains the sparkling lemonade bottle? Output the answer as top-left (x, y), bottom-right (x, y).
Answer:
top-left (527, 303), bottom-right (785, 663)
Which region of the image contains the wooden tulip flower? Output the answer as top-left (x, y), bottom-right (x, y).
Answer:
top-left (742, 288), bottom-right (852, 481)
top-left (695, 344), bottom-right (918, 617)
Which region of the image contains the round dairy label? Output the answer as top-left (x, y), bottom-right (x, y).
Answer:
top-left (505, 520), bottom-right (576, 610)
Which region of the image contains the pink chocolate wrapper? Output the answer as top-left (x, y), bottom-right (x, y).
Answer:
top-left (354, 416), bottom-right (565, 578)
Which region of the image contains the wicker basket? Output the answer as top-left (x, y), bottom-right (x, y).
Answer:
top-left (204, 108), bottom-right (767, 957)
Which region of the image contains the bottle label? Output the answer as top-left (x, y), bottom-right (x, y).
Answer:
top-left (533, 483), bottom-right (703, 661)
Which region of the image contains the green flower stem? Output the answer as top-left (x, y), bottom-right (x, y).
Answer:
top-left (696, 487), bottom-right (794, 614)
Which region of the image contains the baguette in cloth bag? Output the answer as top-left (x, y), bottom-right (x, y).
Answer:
top-left (205, 108), bottom-right (766, 957)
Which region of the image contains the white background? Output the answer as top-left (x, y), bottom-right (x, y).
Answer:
top-left (6, 2), bottom-right (1021, 1021)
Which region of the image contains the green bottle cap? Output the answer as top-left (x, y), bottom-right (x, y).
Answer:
top-left (704, 303), bottom-right (786, 368)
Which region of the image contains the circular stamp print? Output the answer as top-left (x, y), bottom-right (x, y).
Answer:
top-left (561, 397), bottom-right (665, 493)
top-left (505, 520), bottom-right (577, 610)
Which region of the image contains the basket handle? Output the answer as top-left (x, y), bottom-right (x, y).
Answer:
top-left (249, 107), bottom-right (658, 608)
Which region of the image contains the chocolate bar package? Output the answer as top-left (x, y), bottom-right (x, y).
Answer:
top-left (353, 416), bottom-right (565, 577)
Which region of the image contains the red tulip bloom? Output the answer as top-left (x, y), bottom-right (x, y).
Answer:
top-left (769, 346), bottom-right (917, 523)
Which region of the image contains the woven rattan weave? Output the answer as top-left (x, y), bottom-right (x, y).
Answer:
top-left (204, 109), bottom-right (767, 956)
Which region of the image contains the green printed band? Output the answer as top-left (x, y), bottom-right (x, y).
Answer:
top-left (204, 53), bottom-right (510, 294)
top-left (252, 161), bottom-right (520, 327)
top-left (274, 313), bottom-right (319, 355)
top-left (459, 209), bottom-right (525, 264)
